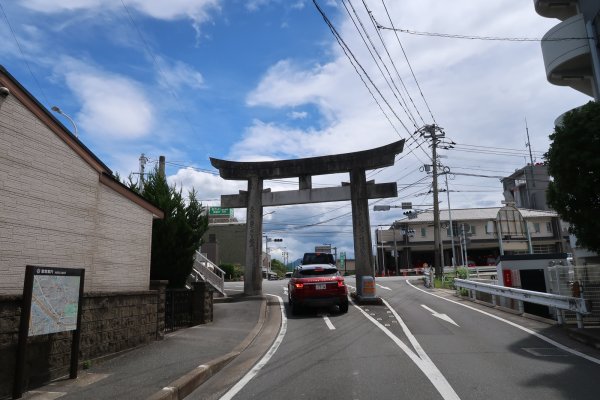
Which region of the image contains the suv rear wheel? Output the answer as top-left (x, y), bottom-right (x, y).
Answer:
top-left (339, 299), bottom-right (349, 314)
top-left (289, 298), bottom-right (301, 315)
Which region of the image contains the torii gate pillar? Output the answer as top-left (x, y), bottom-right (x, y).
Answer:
top-left (245, 176), bottom-right (264, 295)
top-left (350, 169), bottom-right (375, 286)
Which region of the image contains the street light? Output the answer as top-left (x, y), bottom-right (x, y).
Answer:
top-left (51, 106), bottom-right (78, 138)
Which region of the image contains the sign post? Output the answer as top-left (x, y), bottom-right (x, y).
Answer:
top-left (13, 266), bottom-right (85, 399)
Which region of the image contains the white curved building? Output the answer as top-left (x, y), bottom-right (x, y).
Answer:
top-left (534, 0), bottom-right (600, 100)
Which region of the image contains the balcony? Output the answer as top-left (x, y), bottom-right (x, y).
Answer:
top-left (541, 13), bottom-right (595, 97)
top-left (534, 0), bottom-right (578, 21)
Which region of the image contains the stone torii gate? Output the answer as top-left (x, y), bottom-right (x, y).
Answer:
top-left (210, 140), bottom-right (405, 296)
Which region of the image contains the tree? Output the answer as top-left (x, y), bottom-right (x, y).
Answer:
top-left (219, 263), bottom-right (243, 281)
top-left (141, 170), bottom-right (208, 287)
top-left (545, 101), bottom-right (600, 252)
top-left (270, 259), bottom-right (287, 277)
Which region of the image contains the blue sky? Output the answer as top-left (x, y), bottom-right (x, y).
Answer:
top-left (1, 0), bottom-right (591, 262)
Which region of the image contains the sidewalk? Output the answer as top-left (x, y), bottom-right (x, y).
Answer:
top-left (21, 293), bottom-right (267, 400)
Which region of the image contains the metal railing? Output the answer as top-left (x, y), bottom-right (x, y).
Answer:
top-left (165, 288), bottom-right (193, 333)
top-left (189, 251), bottom-right (225, 296)
top-left (454, 278), bottom-right (591, 328)
top-left (548, 264), bottom-right (600, 325)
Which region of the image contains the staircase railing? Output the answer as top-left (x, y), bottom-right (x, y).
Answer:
top-left (189, 251), bottom-right (226, 296)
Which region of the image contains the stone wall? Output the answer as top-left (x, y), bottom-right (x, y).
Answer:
top-left (0, 285), bottom-right (166, 399)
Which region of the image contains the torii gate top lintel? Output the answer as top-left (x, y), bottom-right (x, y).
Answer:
top-left (210, 139), bottom-right (404, 180)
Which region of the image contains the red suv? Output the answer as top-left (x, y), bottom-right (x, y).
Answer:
top-left (288, 264), bottom-right (349, 315)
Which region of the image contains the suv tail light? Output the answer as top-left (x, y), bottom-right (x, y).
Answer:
top-left (295, 282), bottom-right (304, 289)
top-left (337, 280), bottom-right (345, 288)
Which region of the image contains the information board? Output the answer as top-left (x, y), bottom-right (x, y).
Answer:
top-left (14, 266), bottom-right (85, 398)
top-left (29, 267), bottom-right (82, 336)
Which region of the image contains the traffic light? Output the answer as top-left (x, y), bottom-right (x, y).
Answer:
top-left (273, 238), bottom-right (283, 242)
top-left (404, 210), bottom-right (417, 219)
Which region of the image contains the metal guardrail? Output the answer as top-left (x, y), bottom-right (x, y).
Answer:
top-left (190, 251), bottom-right (226, 296)
top-left (454, 278), bottom-right (591, 328)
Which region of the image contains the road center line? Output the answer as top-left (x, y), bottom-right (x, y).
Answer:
top-left (321, 315), bottom-right (336, 330)
top-left (219, 294), bottom-right (287, 400)
top-left (406, 280), bottom-right (600, 365)
top-left (352, 301), bottom-right (461, 400)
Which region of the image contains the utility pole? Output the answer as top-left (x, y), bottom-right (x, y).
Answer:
top-left (138, 153), bottom-right (148, 191)
top-left (443, 169), bottom-right (457, 270)
top-left (525, 119), bottom-right (536, 209)
top-left (418, 124), bottom-right (445, 279)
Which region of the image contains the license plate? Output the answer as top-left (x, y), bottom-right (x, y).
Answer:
top-left (315, 283), bottom-right (327, 290)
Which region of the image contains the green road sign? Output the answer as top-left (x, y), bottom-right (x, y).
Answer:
top-left (209, 207), bottom-right (232, 216)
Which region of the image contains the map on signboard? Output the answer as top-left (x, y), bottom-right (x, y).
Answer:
top-left (29, 275), bottom-right (81, 336)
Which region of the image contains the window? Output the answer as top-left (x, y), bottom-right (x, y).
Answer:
top-left (470, 225), bottom-right (476, 235)
top-left (421, 227), bottom-right (427, 237)
top-left (485, 221), bottom-right (494, 234)
top-left (533, 223), bottom-right (540, 233)
top-left (546, 222), bottom-right (553, 233)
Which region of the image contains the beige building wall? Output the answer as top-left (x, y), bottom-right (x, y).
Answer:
top-left (0, 81), bottom-right (154, 295)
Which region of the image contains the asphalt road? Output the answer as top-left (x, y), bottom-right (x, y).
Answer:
top-left (192, 277), bottom-right (600, 400)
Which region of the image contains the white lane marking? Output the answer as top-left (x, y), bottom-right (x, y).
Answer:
top-left (421, 304), bottom-right (460, 326)
top-left (227, 289), bottom-right (244, 292)
top-left (406, 280), bottom-right (600, 365)
top-left (219, 295), bottom-right (287, 400)
top-left (321, 314), bottom-right (336, 330)
top-left (376, 284), bottom-right (392, 291)
top-left (353, 301), bottom-right (461, 400)
top-left (283, 287), bottom-right (288, 295)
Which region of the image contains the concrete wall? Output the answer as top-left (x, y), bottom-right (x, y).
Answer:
top-left (0, 81), bottom-right (154, 295)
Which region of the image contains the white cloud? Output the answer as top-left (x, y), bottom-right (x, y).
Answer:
top-left (20, 0), bottom-right (220, 21)
top-left (168, 167), bottom-right (246, 207)
top-left (288, 111), bottom-right (308, 120)
top-left (60, 59), bottom-right (154, 139)
top-left (20, 0), bottom-right (221, 43)
top-left (156, 57), bottom-right (205, 91)
top-left (245, 0), bottom-right (271, 12)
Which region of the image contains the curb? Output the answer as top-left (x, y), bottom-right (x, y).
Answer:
top-left (146, 296), bottom-right (268, 400)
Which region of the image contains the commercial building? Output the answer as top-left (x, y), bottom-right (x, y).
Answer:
top-left (376, 207), bottom-right (565, 274)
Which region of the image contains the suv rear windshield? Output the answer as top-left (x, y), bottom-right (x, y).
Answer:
top-left (302, 253), bottom-right (335, 265)
top-left (296, 267), bottom-right (338, 277)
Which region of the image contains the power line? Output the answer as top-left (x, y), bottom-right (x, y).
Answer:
top-left (375, 24), bottom-right (593, 42)
top-left (342, 0), bottom-right (419, 128)
top-left (0, 1), bottom-right (49, 105)
top-left (377, 0), bottom-right (437, 125)
top-left (313, 0), bottom-right (408, 138)
top-left (312, 0), bottom-right (431, 166)
top-left (120, 0), bottom-right (201, 138)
